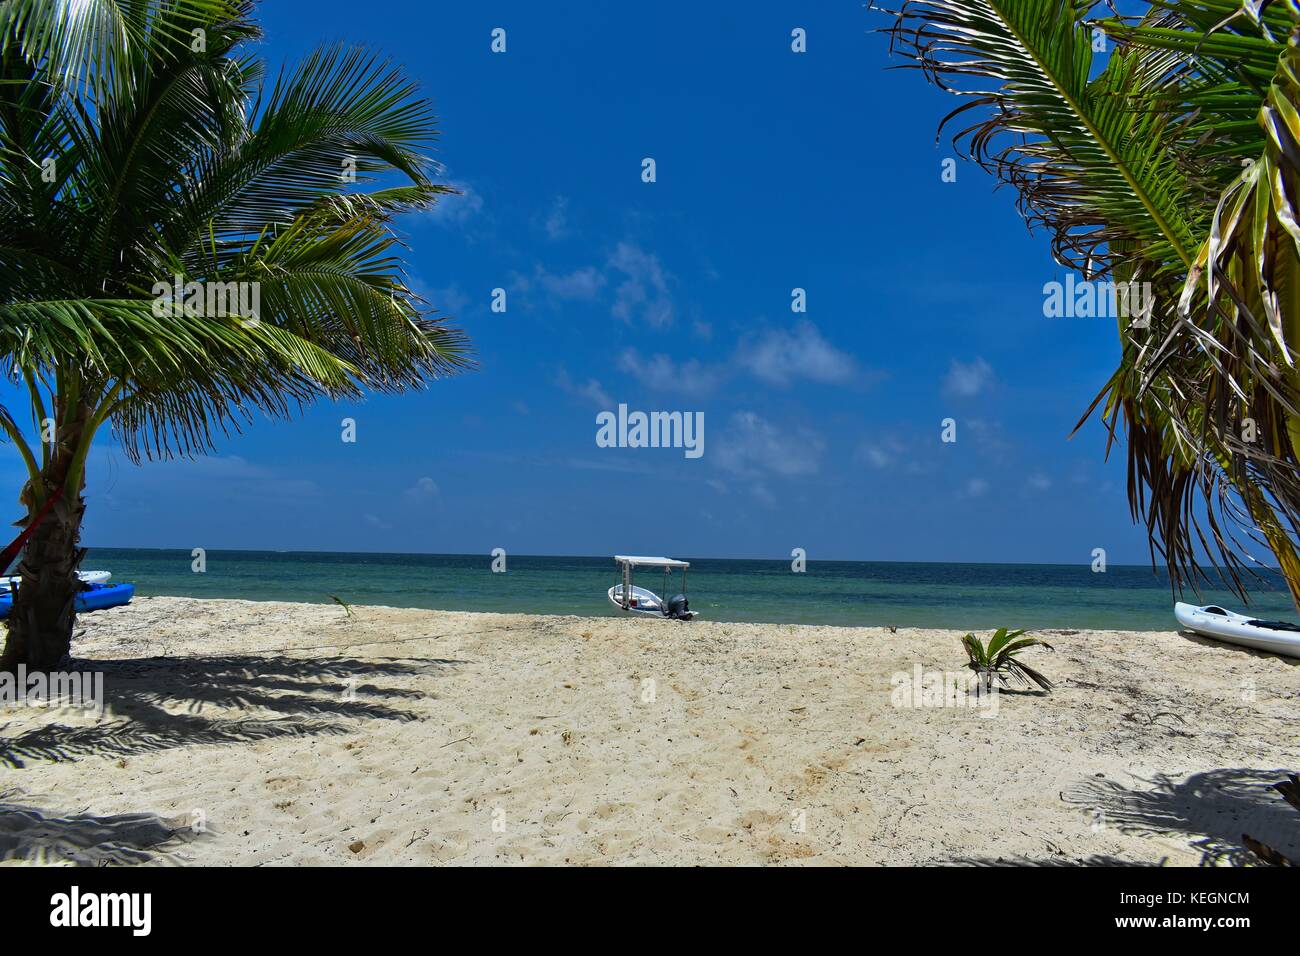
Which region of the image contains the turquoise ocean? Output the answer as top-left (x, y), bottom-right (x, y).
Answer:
top-left (83, 549), bottom-right (1297, 631)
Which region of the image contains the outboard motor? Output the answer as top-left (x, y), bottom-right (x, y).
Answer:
top-left (666, 593), bottom-right (690, 620)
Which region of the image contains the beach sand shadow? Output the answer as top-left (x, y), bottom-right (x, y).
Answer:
top-left (1063, 767), bottom-right (1299, 866)
top-left (953, 854), bottom-right (1164, 867)
top-left (0, 799), bottom-right (199, 865)
top-left (1174, 629), bottom-right (1300, 664)
top-left (0, 653), bottom-right (464, 768)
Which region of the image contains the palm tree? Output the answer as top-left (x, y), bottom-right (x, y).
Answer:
top-left (0, 0), bottom-right (470, 671)
top-left (873, 0), bottom-right (1300, 608)
top-left (961, 627), bottom-right (1054, 691)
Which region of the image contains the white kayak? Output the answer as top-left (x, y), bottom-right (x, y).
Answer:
top-left (1174, 602), bottom-right (1300, 659)
top-left (0, 570), bottom-right (111, 592)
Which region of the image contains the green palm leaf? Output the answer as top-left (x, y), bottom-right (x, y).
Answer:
top-left (883, 0), bottom-right (1200, 272)
top-left (961, 628), bottom-right (1054, 690)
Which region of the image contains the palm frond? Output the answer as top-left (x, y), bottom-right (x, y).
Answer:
top-left (961, 628), bottom-right (1054, 690)
top-left (877, 0), bottom-right (1300, 606)
top-left (880, 0), bottom-right (1200, 273)
top-left (0, 0), bottom-right (242, 100)
top-left (0, 0), bottom-right (470, 471)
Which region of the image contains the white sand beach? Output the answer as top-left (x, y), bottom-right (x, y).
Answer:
top-left (2, 596), bottom-right (1296, 866)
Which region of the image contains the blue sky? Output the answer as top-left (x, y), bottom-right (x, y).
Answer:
top-left (21, 1), bottom-right (1165, 563)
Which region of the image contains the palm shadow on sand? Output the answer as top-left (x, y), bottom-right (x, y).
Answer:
top-left (954, 853), bottom-right (1164, 867)
top-left (1065, 767), bottom-right (1298, 866)
top-left (951, 770), bottom-right (1294, 868)
top-left (957, 768), bottom-right (1297, 866)
top-left (0, 797), bottom-right (199, 865)
top-left (0, 653), bottom-right (465, 768)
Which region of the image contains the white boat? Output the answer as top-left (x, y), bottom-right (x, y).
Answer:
top-left (0, 570), bottom-right (111, 592)
top-left (1174, 602), bottom-right (1300, 659)
top-left (608, 555), bottom-right (696, 620)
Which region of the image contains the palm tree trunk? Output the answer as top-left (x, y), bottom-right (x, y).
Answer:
top-left (0, 487), bottom-right (86, 672)
top-left (0, 403), bottom-right (89, 675)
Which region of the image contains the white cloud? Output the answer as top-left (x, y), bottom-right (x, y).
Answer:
top-left (514, 241), bottom-right (670, 319)
top-left (607, 321), bottom-right (864, 398)
top-left (609, 241), bottom-right (674, 328)
top-left (852, 434), bottom-right (931, 475)
top-left (1026, 472), bottom-right (1052, 492)
top-left (855, 437), bottom-right (906, 470)
top-left (543, 196), bottom-right (570, 240)
top-left (943, 358), bottom-right (994, 398)
top-left (557, 369), bottom-right (613, 407)
top-left (535, 265), bottom-right (604, 301)
top-left (715, 411), bottom-right (824, 478)
top-left (616, 350), bottom-right (717, 397)
top-left (427, 180), bottom-right (483, 224)
top-left (736, 322), bottom-right (858, 388)
top-left (177, 454), bottom-right (272, 479)
top-left (403, 477), bottom-right (440, 504)
top-left (963, 478), bottom-right (990, 498)
top-left (511, 263), bottom-right (605, 305)
top-left (863, 447), bottom-right (893, 468)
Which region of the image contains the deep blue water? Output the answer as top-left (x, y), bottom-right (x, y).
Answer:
top-left (82, 549), bottom-right (1298, 631)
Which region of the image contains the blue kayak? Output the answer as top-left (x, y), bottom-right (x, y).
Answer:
top-left (0, 582), bottom-right (135, 619)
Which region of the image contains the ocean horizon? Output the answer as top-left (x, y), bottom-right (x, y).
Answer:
top-left (83, 547), bottom-right (1296, 631)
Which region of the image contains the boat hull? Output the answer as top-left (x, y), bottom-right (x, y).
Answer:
top-left (608, 584), bottom-right (665, 615)
top-left (1174, 602), bottom-right (1300, 659)
top-left (0, 582), bottom-right (134, 619)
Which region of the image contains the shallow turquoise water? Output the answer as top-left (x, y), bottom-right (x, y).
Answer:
top-left (83, 549), bottom-right (1298, 631)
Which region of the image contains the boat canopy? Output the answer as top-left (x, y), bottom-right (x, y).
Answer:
top-left (614, 555), bottom-right (689, 569)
